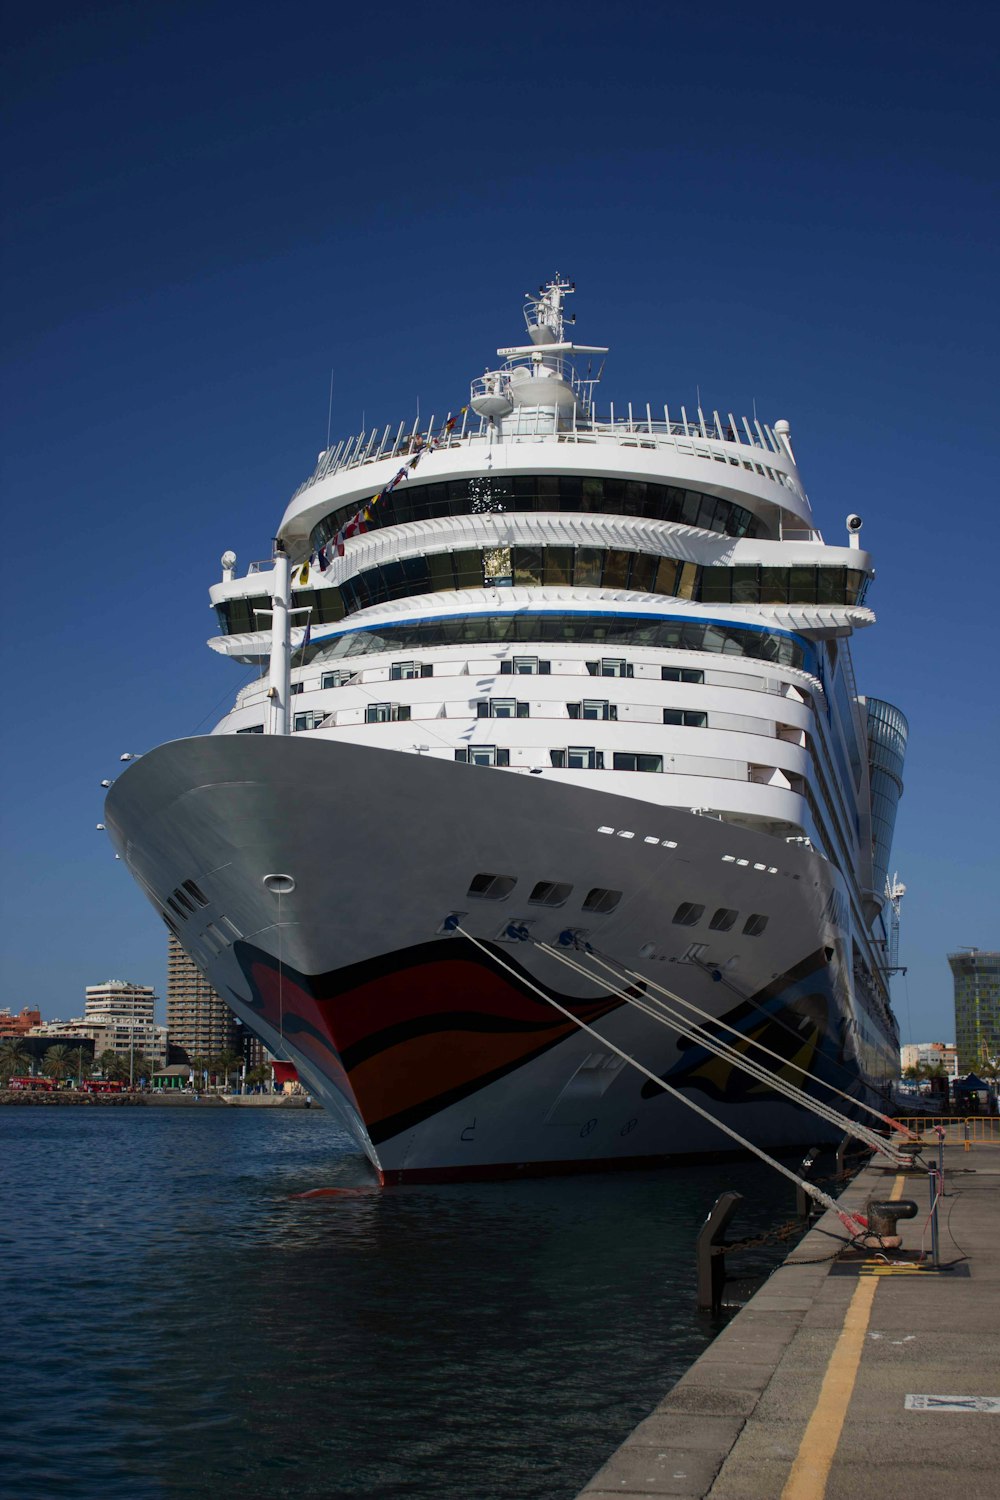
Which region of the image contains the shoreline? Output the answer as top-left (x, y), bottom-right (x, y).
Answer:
top-left (0, 1089), bottom-right (312, 1108)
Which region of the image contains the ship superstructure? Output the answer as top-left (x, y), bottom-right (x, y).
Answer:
top-left (106, 280), bottom-right (906, 1180)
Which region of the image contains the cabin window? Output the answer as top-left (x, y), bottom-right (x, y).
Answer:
top-left (663, 709), bottom-right (708, 727)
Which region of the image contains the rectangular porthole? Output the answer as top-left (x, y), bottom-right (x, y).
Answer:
top-left (467, 873), bottom-right (517, 900)
top-left (673, 902), bottom-right (705, 926)
top-left (182, 880), bottom-right (209, 907)
top-left (743, 914), bottom-right (769, 936)
top-left (709, 908), bottom-right (738, 932)
top-left (583, 888), bottom-right (622, 914)
top-left (528, 881), bottom-right (573, 907)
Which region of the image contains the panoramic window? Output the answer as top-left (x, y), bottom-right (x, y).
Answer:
top-left (310, 615), bottom-right (817, 675)
top-left (321, 670), bottom-right (354, 689)
top-left (661, 667), bottom-right (704, 683)
top-left (309, 473), bottom-right (766, 552)
top-left (672, 902), bottom-right (705, 926)
top-left (236, 724), bottom-right (264, 734)
top-left (583, 887), bottom-right (622, 914)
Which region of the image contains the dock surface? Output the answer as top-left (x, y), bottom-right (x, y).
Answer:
top-left (576, 1138), bottom-right (1000, 1498)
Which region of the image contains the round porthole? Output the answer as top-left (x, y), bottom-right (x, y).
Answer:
top-left (263, 873), bottom-right (295, 895)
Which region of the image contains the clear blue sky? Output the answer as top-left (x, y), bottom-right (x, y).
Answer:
top-left (2, 1), bottom-right (997, 1040)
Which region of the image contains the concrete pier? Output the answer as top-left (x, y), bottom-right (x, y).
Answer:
top-left (576, 1137), bottom-right (1000, 1498)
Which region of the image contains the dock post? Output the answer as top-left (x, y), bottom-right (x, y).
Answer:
top-left (696, 1191), bottom-right (743, 1315)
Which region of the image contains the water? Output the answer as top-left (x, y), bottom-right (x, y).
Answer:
top-left (2, 1106), bottom-right (805, 1499)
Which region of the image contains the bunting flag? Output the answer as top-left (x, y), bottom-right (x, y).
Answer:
top-left (298, 619), bottom-right (312, 657)
top-left (328, 410), bottom-right (468, 558)
top-left (297, 559), bottom-right (310, 587)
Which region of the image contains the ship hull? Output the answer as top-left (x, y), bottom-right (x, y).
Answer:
top-left (105, 735), bottom-right (898, 1181)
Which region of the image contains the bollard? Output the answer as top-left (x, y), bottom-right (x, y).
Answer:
top-left (862, 1196), bottom-right (918, 1250)
top-left (795, 1148), bottom-right (820, 1221)
top-left (696, 1191), bottom-right (743, 1315)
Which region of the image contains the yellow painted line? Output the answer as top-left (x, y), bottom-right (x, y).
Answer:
top-left (780, 1174), bottom-right (905, 1500)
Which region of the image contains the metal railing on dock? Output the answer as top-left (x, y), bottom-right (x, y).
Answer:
top-left (894, 1116), bottom-right (1000, 1145)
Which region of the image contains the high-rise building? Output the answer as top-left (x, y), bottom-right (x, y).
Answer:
top-left (899, 1041), bottom-right (958, 1079)
top-left (83, 980), bottom-right (167, 1069)
top-left (949, 950), bottom-right (1000, 1074)
top-left (166, 934), bottom-right (242, 1062)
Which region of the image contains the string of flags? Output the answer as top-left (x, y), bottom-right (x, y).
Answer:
top-left (297, 409), bottom-right (467, 577)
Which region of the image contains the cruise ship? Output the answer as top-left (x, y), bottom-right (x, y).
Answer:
top-left (105, 278), bottom-right (907, 1182)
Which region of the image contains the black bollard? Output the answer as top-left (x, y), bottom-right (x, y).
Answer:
top-left (696, 1191), bottom-right (743, 1314)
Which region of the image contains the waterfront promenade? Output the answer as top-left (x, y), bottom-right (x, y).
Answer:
top-left (576, 1135), bottom-right (1000, 1497)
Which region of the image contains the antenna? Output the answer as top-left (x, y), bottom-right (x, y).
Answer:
top-left (326, 370), bottom-right (334, 449)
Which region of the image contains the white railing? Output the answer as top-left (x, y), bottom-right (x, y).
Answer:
top-left (289, 404), bottom-right (801, 504)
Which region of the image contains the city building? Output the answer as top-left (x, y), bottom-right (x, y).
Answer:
top-left (0, 1008), bottom-right (42, 1037)
top-left (900, 1041), bottom-right (959, 1079)
top-left (82, 980), bottom-right (167, 1070)
top-left (166, 934), bottom-right (241, 1062)
top-left (949, 950), bottom-right (1000, 1074)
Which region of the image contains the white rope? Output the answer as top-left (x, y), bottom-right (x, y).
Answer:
top-left (537, 941), bottom-right (888, 1152)
top-left (682, 955), bottom-right (914, 1137)
top-left (454, 925), bottom-right (870, 1232)
top-left (536, 941), bottom-right (906, 1164)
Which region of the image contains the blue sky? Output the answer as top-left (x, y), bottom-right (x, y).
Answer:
top-left (2, 0), bottom-right (997, 1039)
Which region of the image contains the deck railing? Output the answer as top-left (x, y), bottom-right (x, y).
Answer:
top-left (289, 403), bottom-right (802, 505)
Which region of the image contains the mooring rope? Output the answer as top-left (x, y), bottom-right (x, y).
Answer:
top-left (534, 940), bottom-right (909, 1163)
top-left (453, 925), bottom-right (875, 1235)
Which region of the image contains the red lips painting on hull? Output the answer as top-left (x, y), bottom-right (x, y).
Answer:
top-left (233, 938), bottom-right (624, 1144)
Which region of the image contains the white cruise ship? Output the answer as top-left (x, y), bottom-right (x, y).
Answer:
top-left (105, 278), bottom-right (907, 1182)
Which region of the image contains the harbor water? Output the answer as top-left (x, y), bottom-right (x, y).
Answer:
top-left (2, 1106), bottom-right (804, 1499)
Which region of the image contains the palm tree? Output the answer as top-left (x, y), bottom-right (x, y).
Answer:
top-left (69, 1046), bottom-right (92, 1084)
top-left (244, 1064), bottom-right (270, 1091)
top-left (0, 1038), bottom-right (31, 1082)
top-left (42, 1044), bottom-right (73, 1081)
top-left (130, 1053), bottom-right (154, 1086)
top-left (212, 1049), bottom-right (241, 1091)
top-left (98, 1048), bottom-right (129, 1082)
top-left (191, 1055), bottom-right (210, 1091)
